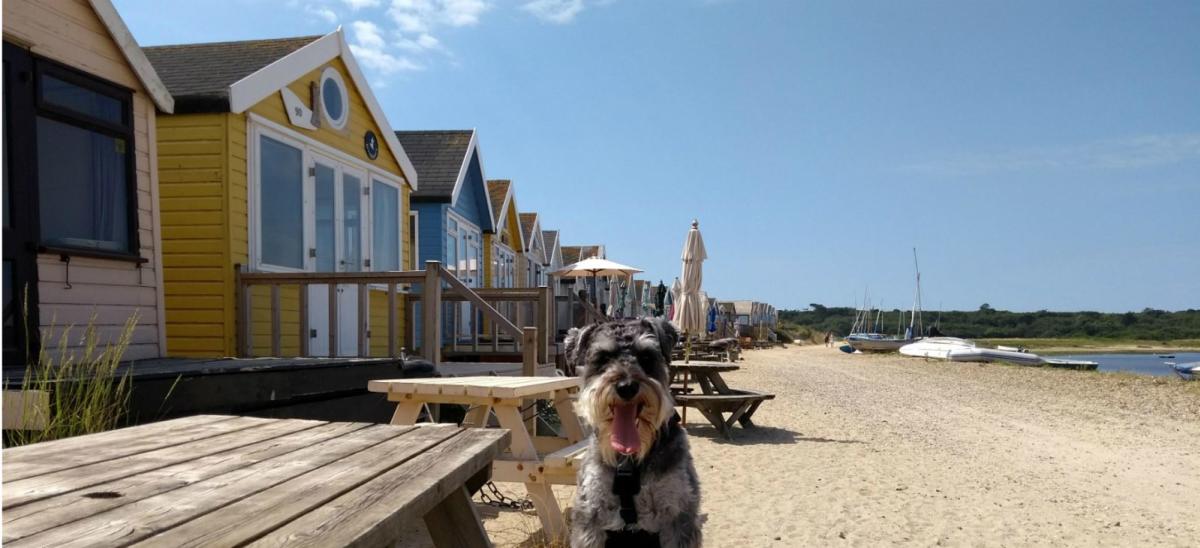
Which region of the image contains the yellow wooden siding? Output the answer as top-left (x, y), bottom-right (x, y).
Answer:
top-left (482, 234), bottom-right (494, 288)
top-left (157, 114), bottom-right (230, 356)
top-left (160, 55), bottom-right (413, 358)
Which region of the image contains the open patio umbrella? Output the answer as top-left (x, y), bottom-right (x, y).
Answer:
top-left (673, 220), bottom-right (707, 361)
top-left (553, 256), bottom-right (642, 321)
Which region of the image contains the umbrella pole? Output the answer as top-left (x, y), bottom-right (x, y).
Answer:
top-left (682, 329), bottom-right (690, 425)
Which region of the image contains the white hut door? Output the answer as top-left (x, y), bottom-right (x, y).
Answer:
top-left (307, 157), bottom-right (367, 357)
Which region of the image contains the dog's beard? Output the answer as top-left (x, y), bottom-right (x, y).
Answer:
top-left (577, 370), bottom-right (672, 466)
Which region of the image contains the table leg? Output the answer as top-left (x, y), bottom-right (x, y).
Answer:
top-left (552, 390), bottom-right (584, 443)
top-left (738, 400), bottom-right (764, 428)
top-left (463, 404), bottom-right (492, 428)
top-left (424, 485), bottom-right (492, 548)
top-left (697, 373), bottom-right (716, 395)
top-left (708, 372), bottom-right (733, 394)
top-left (725, 400), bottom-right (754, 430)
top-left (696, 407), bottom-right (731, 439)
top-left (390, 401), bottom-right (424, 425)
top-left (495, 405), bottom-right (566, 540)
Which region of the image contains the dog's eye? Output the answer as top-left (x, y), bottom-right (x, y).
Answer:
top-left (636, 349), bottom-right (658, 369)
top-left (591, 349), bottom-right (616, 364)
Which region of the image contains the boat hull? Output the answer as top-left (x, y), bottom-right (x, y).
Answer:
top-left (846, 336), bottom-right (915, 352)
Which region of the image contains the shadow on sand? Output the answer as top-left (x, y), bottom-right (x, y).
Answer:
top-left (685, 423), bottom-right (865, 446)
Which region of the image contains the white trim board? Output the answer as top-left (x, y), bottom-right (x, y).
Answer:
top-left (227, 28), bottom-right (418, 191)
top-left (87, 0), bottom-right (174, 112)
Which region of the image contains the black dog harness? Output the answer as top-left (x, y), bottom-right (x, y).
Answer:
top-left (613, 455), bottom-right (642, 526)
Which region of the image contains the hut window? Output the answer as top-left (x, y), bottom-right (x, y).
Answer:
top-left (319, 68), bottom-right (348, 130)
top-left (371, 180), bottom-right (400, 271)
top-left (259, 136), bottom-right (305, 269)
top-left (34, 63), bottom-right (134, 254)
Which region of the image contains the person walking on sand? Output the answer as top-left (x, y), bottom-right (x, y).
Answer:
top-left (824, 331), bottom-right (832, 347)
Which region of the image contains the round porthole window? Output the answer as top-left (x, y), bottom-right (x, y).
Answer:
top-left (319, 67), bottom-right (348, 130)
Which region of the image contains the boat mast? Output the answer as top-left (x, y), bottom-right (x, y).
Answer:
top-left (911, 247), bottom-right (924, 336)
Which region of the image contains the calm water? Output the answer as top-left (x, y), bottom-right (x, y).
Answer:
top-left (1056, 352), bottom-right (1200, 377)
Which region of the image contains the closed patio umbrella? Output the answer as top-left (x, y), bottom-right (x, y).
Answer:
top-left (673, 220), bottom-right (707, 361)
top-left (641, 282), bottom-right (653, 317)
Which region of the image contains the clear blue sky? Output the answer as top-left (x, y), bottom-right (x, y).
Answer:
top-left (115, 0), bottom-right (1200, 312)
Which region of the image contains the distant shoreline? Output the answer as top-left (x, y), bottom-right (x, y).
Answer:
top-left (976, 338), bottom-right (1200, 355)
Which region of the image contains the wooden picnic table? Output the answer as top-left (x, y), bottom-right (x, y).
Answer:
top-left (2, 415), bottom-right (509, 548)
top-left (670, 361), bottom-right (775, 439)
top-left (369, 375), bottom-right (585, 541)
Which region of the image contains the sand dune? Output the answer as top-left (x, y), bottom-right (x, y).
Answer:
top-left (414, 345), bottom-right (1200, 546)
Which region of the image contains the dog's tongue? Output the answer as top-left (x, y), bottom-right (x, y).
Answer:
top-left (610, 402), bottom-right (641, 455)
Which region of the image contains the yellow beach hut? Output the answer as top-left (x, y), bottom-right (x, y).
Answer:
top-left (483, 179), bottom-right (523, 289)
top-left (144, 30), bottom-right (417, 358)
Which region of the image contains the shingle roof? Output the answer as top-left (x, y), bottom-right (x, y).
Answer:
top-left (542, 230), bottom-right (559, 256)
top-left (394, 130), bottom-right (473, 200)
top-left (561, 245), bottom-right (604, 264)
top-left (486, 180), bottom-right (511, 225)
top-left (143, 35), bottom-right (321, 113)
top-left (518, 213), bottom-right (539, 250)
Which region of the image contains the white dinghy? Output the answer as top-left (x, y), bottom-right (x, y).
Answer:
top-left (900, 338), bottom-right (1097, 369)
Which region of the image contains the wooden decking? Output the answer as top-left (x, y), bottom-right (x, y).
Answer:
top-left (2, 415), bottom-right (509, 547)
top-left (2, 357), bottom-right (557, 426)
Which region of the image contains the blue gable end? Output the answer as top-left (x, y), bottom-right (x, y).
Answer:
top-left (449, 150), bottom-right (494, 233)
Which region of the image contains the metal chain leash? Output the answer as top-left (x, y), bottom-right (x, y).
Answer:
top-left (477, 480), bottom-right (535, 511)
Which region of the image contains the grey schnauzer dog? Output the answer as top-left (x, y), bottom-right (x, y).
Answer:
top-left (566, 318), bottom-right (702, 548)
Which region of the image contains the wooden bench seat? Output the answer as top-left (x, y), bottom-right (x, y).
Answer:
top-left (674, 390), bottom-right (775, 438)
top-left (544, 439), bottom-right (589, 469)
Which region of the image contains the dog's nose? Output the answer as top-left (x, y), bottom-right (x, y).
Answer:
top-left (615, 381), bottom-right (640, 401)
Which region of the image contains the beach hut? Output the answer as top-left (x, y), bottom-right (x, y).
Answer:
top-left (542, 230), bottom-right (564, 290)
top-left (395, 130), bottom-right (496, 347)
top-left (3, 0), bottom-right (176, 364)
top-left (518, 213), bottom-right (547, 288)
top-left (145, 29), bottom-right (417, 358)
top-left (483, 179), bottom-right (522, 289)
top-left (394, 130), bottom-right (495, 291)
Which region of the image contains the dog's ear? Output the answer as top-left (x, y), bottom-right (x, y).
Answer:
top-left (649, 318), bottom-right (678, 361)
top-left (564, 324), bottom-right (596, 371)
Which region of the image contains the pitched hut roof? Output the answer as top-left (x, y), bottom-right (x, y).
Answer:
top-left (394, 130), bottom-right (478, 201)
top-left (144, 35), bottom-right (320, 112)
top-left (486, 179), bottom-right (511, 225)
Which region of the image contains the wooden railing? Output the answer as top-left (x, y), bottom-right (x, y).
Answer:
top-left (234, 261), bottom-right (550, 375)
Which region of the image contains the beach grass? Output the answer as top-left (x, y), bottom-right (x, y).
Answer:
top-left (4, 311), bottom-right (136, 447)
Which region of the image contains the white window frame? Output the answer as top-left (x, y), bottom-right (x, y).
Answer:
top-left (369, 176), bottom-right (403, 272)
top-left (409, 210), bottom-right (420, 270)
top-left (247, 114), bottom-right (406, 275)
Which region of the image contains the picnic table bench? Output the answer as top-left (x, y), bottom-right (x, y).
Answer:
top-left (2, 415), bottom-right (508, 548)
top-left (369, 375), bottom-right (585, 541)
top-left (670, 362), bottom-right (775, 439)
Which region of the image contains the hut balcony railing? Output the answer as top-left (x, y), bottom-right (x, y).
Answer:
top-left (235, 261), bottom-right (550, 375)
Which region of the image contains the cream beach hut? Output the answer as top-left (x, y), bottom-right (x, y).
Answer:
top-left (3, 0), bottom-right (175, 363)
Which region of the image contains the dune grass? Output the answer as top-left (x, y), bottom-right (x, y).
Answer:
top-left (4, 307), bottom-right (137, 447)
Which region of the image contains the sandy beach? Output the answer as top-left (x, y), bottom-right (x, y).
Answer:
top-left (413, 345), bottom-right (1200, 547)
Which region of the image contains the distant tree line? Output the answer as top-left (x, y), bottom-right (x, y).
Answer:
top-left (779, 304), bottom-right (1200, 340)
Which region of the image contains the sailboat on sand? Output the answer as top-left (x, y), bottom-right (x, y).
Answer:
top-left (846, 249), bottom-right (925, 353)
